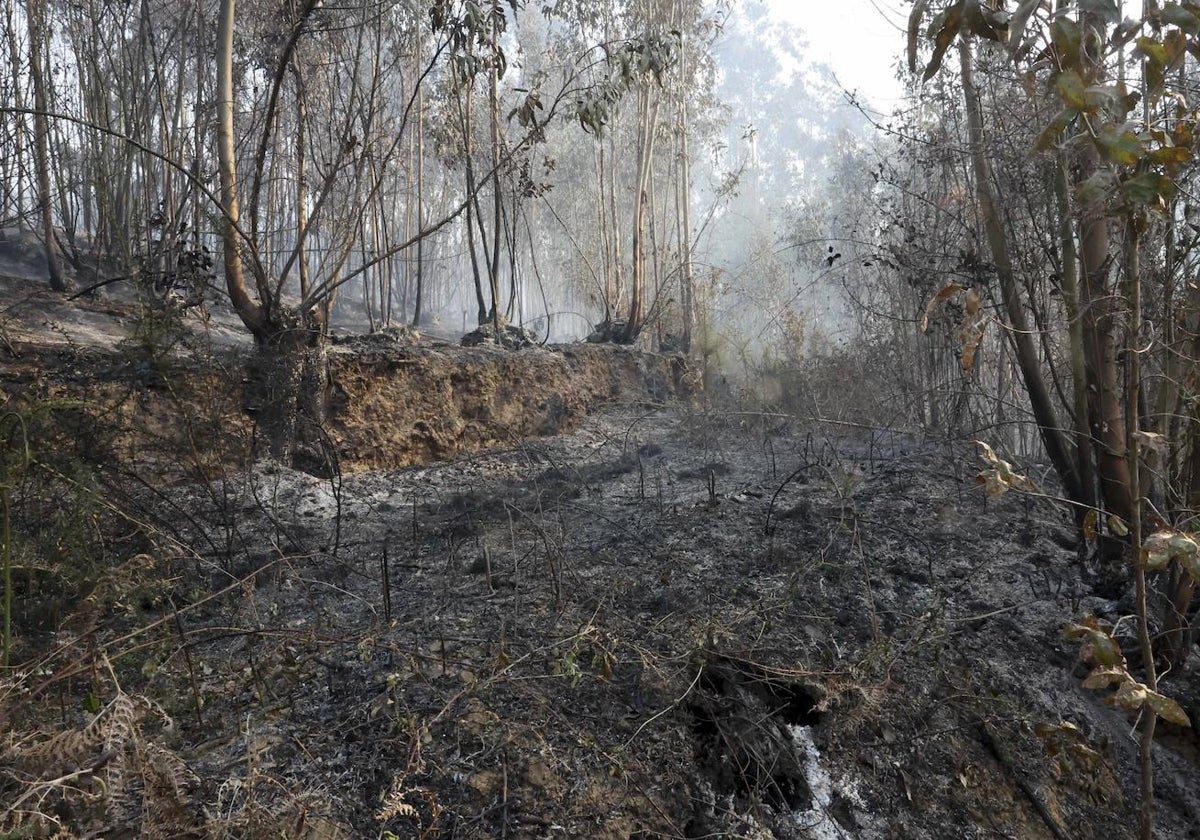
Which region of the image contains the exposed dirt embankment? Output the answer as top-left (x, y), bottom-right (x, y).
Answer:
top-left (329, 342), bottom-right (689, 469)
top-left (0, 337), bottom-right (692, 477)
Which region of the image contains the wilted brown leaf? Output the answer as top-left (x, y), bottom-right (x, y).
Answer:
top-left (1082, 665), bottom-right (1129, 690)
top-left (1145, 690), bottom-right (1192, 727)
top-left (973, 441), bottom-right (1037, 495)
top-left (1065, 618), bottom-right (1127, 669)
top-left (1105, 680), bottom-right (1148, 711)
top-left (1082, 508), bottom-right (1099, 541)
top-left (1107, 514), bottom-right (1128, 537)
top-left (959, 287), bottom-right (987, 373)
top-left (919, 282), bottom-right (965, 334)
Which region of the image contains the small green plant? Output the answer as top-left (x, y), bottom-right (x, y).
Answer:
top-left (553, 624), bottom-right (617, 687)
top-left (131, 300), bottom-right (187, 376)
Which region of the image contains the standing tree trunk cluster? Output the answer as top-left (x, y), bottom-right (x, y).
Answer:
top-left (216, 0), bottom-right (328, 471)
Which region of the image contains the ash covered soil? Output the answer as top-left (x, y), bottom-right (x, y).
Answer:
top-left (15, 403), bottom-right (1200, 839)
top-left (2, 231), bottom-right (1199, 837)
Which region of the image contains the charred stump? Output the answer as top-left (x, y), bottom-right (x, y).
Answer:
top-left (243, 307), bottom-right (335, 477)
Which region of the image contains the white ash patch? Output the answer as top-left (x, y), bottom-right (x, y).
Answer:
top-left (787, 724), bottom-right (854, 839)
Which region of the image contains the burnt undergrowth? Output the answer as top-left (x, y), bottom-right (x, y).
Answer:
top-left (3, 393), bottom-right (1200, 839)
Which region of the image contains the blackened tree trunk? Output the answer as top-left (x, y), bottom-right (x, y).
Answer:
top-left (244, 309), bottom-right (332, 475)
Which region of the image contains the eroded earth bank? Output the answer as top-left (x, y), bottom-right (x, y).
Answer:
top-left (3, 331), bottom-right (1200, 839)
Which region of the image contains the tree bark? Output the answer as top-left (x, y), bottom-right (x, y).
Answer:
top-left (624, 84), bottom-right (660, 343)
top-left (26, 0), bottom-right (70, 292)
top-left (1054, 154), bottom-right (1097, 514)
top-left (677, 73), bottom-right (695, 354)
top-left (1161, 301), bottom-right (1200, 668)
top-left (216, 0), bottom-right (265, 338)
top-left (292, 56), bottom-right (311, 301)
top-left (959, 41), bottom-right (1082, 502)
top-left (217, 0), bottom-right (328, 471)
top-left (411, 32), bottom-right (426, 328)
top-left (3, 0), bottom-right (29, 229)
top-left (1077, 14), bottom-right (1133, 523)
top-left (488, 2), bottom-right (503, 332)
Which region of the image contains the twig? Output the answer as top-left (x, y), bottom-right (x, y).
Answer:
top-left (764, 461), bottom-right (816, 535)
top-left (620, 666), bottom-right (703, 752)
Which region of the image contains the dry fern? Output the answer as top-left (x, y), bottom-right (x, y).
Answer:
top-left (68, 552), bottom-right (158, 636)
top-left (376, 775), bottom-right (422, 823)
top-left (375, 772), bottom-right (443, 838)
top-left (204, 780), bottom-right (352, 840)
top-left (2, 690), bottom-right (196, 838)
top-left (137, 741), bottom-right (200, 839)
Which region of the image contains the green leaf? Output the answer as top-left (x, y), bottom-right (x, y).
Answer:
top-left (1120, 171), bottom-right (1172, 208)
top-left (1136, 35), bottom-right (1170, 66)
top-left (1083, 83), bottom-right (1127, 113)
top-left (1074, 171), bottom-right (1115, 206)
top-left (1162, 2), bottom-right (1200, 35)
top-left (1089, 633), bottom-right (1124, 668)
top-left (1139, 31), bottom-right (1189, 95)
top-left (1032, 107), bottom-right (1079, 153)
top-left (1096, 127), bottom-right (1143, 166)
top-left (1142, 143), bottom-right (1190, 166)
top-left (1051, 17), bottom-right (1083, 69)
top-left (1056, 70), bottom-right (1087, 108)
top-left (1065, 620), bottom-right (1126, 668)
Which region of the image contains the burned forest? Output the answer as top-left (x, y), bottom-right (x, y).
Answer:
top-left (4, 1), bottom-right (1200, 838)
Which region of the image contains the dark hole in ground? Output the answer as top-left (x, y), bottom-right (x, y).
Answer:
top-left (686, 652), bottom-right (824, 827)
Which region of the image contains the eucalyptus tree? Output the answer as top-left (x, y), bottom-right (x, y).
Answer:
top-left (213, 0), bottom-right (620, 459)
top-left (538, 0), bottom-right (722, 344)
top-left (911, 0), bottom-right (1200, 637)
top-left (215, 0), bottom-right (441, 466)
top-left (24, 0), bottom-right (68, 291)
top-left (1, 0), bottom-right (29, 229)
top-left (908, 3), bottom-right (1200, 835)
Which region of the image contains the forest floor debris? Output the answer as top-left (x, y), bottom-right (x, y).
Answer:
top-left (9, 400), bottom-right (1200, 838)
top-left (1, 235), bottom-right (1198, 837)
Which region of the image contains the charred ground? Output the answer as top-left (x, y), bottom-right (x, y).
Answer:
top-left (1, 258), bottom-right (1199, 839)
